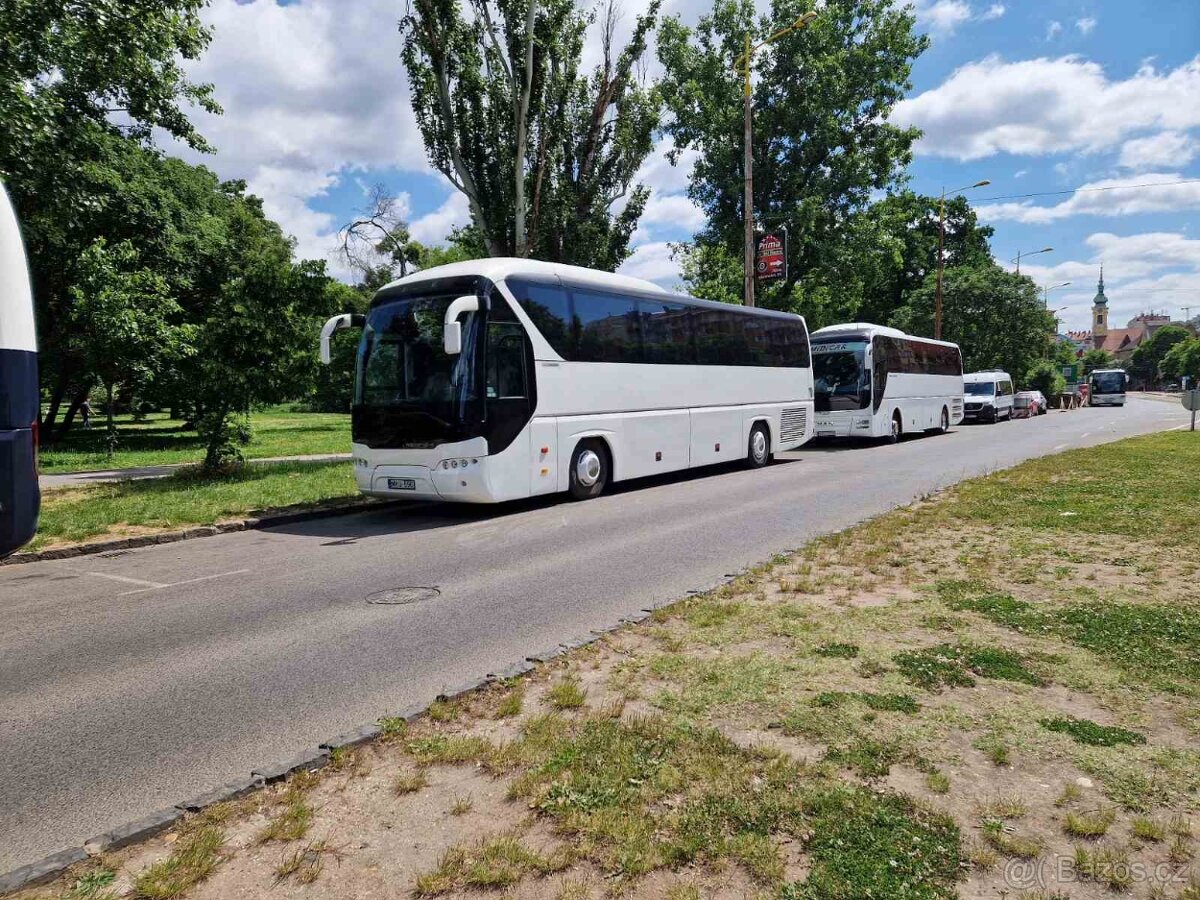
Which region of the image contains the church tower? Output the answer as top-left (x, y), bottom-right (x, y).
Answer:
top-left (1092, 266), bottom-right (1108, 347)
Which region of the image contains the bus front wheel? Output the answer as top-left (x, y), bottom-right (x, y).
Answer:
top-left (746, 423), bottom-right (770, 469)
top-left (887, 413), bottom-right (902, 444)
top-left (568, 439), bottom-right (609, 501)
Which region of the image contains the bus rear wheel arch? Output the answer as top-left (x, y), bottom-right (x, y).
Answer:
top-left (887, 411), bottom-right (902, 444)
top-left (746, 422), bottom-right (771, 469)
top-left (568, 438), bottom-right (610, 501)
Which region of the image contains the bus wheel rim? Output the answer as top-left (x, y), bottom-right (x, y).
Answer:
top-left (752, 429), bottom-right (767, 460)
top-left (576, 449), bottom-right (602, 487)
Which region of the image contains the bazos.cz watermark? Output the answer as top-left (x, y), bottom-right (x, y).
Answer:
top-left (1003, 855), bottom-right (1194, 891)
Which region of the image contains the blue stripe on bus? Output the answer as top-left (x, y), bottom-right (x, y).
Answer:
top-left (0, 347), bottom-right (39, 557)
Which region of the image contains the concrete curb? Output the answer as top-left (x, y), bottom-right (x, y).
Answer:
top-left (0, 572), bottom-right (748, 895)
top-left (1, 499), bottom-right (408, 567)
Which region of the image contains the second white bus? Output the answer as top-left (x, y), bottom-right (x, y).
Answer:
top-left (811, 323), bottom-right (964, 442)
top-left (321, 259), bottom-right (815, 503)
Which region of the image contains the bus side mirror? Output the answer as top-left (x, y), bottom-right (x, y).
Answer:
top-left (444, 295), bottom-right (480, 356)
top-left (319, 313), bottom-right (363, 364)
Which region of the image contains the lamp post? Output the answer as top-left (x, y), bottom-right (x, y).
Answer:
top-left (935, 179), bottom-right (991, 339)
top-left (1011, 246), bottom-right (1053, 275)
top-left (1047, 304), bottom-right (1069, 361)
top-left (734, 10), bottom-right (818, 308)
top-left (1043, 281), bottom-right (1071, 307)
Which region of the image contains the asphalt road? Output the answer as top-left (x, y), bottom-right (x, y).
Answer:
top-left (0, 397), bottom-right (1190, 871)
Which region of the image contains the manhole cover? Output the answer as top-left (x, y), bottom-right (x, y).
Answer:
top-left (366, 586), bottom-right (441, 606)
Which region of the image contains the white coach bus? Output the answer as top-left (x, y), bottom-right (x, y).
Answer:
top-left (320, 259), bottom-right (814, 503)
top-left (1, 183), bottom-right (40, 558)
top-left (811, 323), bottom-right (964, 442)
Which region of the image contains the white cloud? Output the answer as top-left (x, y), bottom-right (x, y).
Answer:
top-left (409, 192), bottom-right (472, 246)
top-left (634, 138), bottom-right (700, 196)
top-left (617, 242), bottom-right (683, 285)
top-left (1014, 169), bottom-right (1028, 178)
top-left (981, 4), bottom-right (1006, 20)
top-left (1076, 16), bottom-right (1097, 35)
top-left (1118, 131), bottom-right (1198, 171)
top-left (1011, 231), bottom-right (1200, 331)
top-left (639, 193), bottom-right (707, 231)
top-left (895, 55), bottom-right (1200, 160)
top-left (162, 0), bottom-right (427, 271)
top-left (912, 0), bottom-right (974, 35)
top-left (1046, 20), bottom-right (1063, 40)
top-left (977, 173), bottom-right (1200, 224)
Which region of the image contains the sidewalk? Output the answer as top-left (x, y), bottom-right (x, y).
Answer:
top-left (39, 453), bottom-right (351, 491)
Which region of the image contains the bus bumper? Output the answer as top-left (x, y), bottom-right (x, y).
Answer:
top-left (814, 415), bottom-right (873, 439)
top-left (363, 460), bottom-right (494, 503)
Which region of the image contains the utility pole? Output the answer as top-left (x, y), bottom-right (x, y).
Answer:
top-left (935, 180), bottom-right (991, 339)
top-left (1012, 246), bottom-right (1053, 276)
top-left (735, 11), bottom-right (817, 308)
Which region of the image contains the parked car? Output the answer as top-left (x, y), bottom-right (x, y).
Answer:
top-left (963, 370), bottom-right (1015, 422)
top-left (1013, 390), bottom-right (1047, 418)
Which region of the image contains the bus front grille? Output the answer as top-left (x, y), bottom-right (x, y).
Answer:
top-left (780, 407), bottom-right (808, 443)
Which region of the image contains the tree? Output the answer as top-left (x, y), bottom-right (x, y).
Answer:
top-left (401, 0), bottom-right (661, 269)
top-left (657, 0), bottom-right (927, 311)
top-left (1080, 348), bottom-right (1116, 375)
top-left (338, 185), bottom-right (423, 281)
top-left (891, 263), bottom-right (1054, 384)
top-left (67, 240), bottom-right (192, 451)
top-left (1160, 338), bottom-right (1200, 384)
top-left (1130, 325), bottom-right (1190, 387)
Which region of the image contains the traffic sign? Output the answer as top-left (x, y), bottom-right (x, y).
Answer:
top-left (1183, 389), bottom-right (1200, 411)
top-left (756, 232), bottom-right (786, 281)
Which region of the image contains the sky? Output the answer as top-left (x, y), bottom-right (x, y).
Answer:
top-left (163, 0), bottom-right (1200, 333)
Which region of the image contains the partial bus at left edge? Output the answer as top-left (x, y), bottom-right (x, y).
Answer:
top-left (0, 182), bottom-right (41, 558)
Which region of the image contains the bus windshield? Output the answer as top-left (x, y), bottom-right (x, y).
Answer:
top-left (356, 292), bottom-right (479, 412)
top-left (1091, 371), bottom-right (1126, 394)
top-left (965, 382), bottom-right (995, 396)
top-left (813, 340), bottom-right (870, 411)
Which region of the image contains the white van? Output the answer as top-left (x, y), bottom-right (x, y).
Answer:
top-left (963, 370), bottom-right (1014, 423)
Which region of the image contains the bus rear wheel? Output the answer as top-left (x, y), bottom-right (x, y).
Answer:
top-left (746, 423), bottom-right (770, 469)
top-left (568, 439), bottom-right (609, 501)
top-left (887, 413), bottom-right (902, 444)
top-left (938, 406), bottom-right (950, 433)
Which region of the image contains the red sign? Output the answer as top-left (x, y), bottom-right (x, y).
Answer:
top-left (756, 233), bottom-right (786, 281)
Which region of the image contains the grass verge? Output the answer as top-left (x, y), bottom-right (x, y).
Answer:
top-left (30, 461), bottom-right (359, 550)
top-left (38, 408), bottom-right (350, 473)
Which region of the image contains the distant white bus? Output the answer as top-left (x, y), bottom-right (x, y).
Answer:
top-left (0, 183), bottom-right (40, 558)
top-left (811, 323), bottom-right (964, 442)
top-left (321, 259), bottom-right (814, 503)
top-left (1089, 368), bottom-right (1127, 407)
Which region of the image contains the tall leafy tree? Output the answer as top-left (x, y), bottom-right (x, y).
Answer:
top-left (892, 264), bottom-right (1055, 384)
top-left (1080, 348), bottom-right (1117, 375)
top-left (401, 0), bottom-right (661, 269)
top-left (1160, 338), bottom-right (1200, 384)
top-left (1130, 324), bottom-right (1190, 387)
top-left (657, 0), bottom-right (927, 311)
top-left (67, 240), bottom-right (193, 451)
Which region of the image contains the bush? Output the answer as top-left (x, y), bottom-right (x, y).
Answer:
top-left (1025, 360), bottom-right (1066, 397)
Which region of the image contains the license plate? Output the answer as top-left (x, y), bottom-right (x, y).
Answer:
top-left (388, 478), bottom-right (417, 491)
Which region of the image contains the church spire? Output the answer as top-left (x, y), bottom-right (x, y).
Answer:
top-left (1094, 265), bottom-right (1108, 307)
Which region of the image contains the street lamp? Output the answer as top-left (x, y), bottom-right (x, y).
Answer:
top-left (935, 179), bottom-right (991, 339)
top-left (734, 10), bottom-right (818, 308)
top-left (1043, 281), bottom-right (1071, 306)
top-left (1011, 246), bottom-right (1053, 275)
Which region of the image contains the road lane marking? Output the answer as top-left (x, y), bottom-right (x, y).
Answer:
top-left (87, 572), bottom-right (168, 589)
top-left (118, 569), bottom-right (251, 596)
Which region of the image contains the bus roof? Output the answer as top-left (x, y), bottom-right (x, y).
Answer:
top-left (0, 183), bottom-right (36, 353)
top-left (1090, 368), bottom-right (1126, 375)
top-left (379, 258), bottom-right (669, 298)
top-left (375, 257), bottom-right (806, 322)
top-left (810, 322), bottom-right (958, 348)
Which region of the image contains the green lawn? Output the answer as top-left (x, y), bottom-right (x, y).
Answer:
top-left (37, 407), bottom-right (351, 473)
top-left (31, 461), bottom-right (359, 549)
